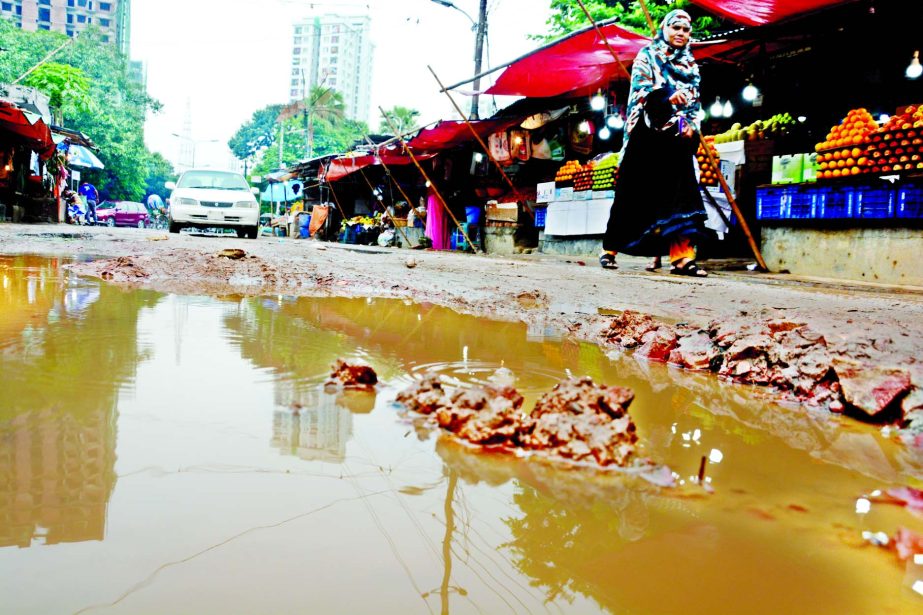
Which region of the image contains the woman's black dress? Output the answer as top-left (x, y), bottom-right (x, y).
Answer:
top-left (602, 91), bottom-right (710, 257)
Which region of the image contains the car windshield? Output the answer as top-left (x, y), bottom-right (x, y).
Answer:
top-left (177, 171), bottom-right (250, 191)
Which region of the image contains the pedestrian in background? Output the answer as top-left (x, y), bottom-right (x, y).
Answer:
top-left (78, 180), bottom-right (99, 226)
top-left (599, 9), bottom-right (710, 277)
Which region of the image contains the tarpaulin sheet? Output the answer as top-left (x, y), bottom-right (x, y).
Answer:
top-left (690, 0), bottom-right (852, 26)
top-left (0, 100), bottom-right (55, 158)
top-left (484, 22), bottom-right (649, 97)
top-left (407, 118), bottom-right (522, 151)
top-left (323, 151), bottom-right (430, 183)
top-left (66, 144), bottom-right (105, 169)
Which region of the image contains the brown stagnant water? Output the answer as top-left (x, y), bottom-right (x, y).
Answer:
top-left (2, 254), bottom-right (923, 615)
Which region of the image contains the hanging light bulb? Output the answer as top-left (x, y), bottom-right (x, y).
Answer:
top-left (578, 120), bottom-right (593, 134)
top-left (598, 126), bottom-right (612, 140)
top-left (709, 98), bottom-right (724, 118)
top-left (590, 90), bottom-right (606, 112)
top-left (879, 114), bottom-right (890, 124)
top-left (607, 115), bottom-right (624, 130)
top-left (907, 50), bottom-right (923, 80)
top-left (742, 83), bottom-right (759, 102)
top-left (695, 109), bottom-right (706, 122)
top-left (723, 100), bottom-right (734, 117)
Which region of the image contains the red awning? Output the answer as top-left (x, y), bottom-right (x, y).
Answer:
top-left (690, 0), bottom-right (853, 26)
top-left (407, 118), bottom-right (522, 151)
top-left (0, 100), bottom-right (56, 158)
top-left (323, 150), bottom-right (431, 183)
top-left (484, 22), bottom-right (649, 97)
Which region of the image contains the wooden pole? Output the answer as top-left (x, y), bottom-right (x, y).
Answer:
top-left (357, 166), bottom-right (415, 248)
top-left (427, 65), bottom-right (533, 218)
top-left (576, 0), bottom-right (769, 272)
top-left (379, 106), bottom-right (480, 254)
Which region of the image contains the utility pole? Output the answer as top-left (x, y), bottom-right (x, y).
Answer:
top-left (470, 0), bottom-right (488, 120)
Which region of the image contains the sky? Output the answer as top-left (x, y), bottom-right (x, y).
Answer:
top-left (131, 0), bottom-right (553, 169)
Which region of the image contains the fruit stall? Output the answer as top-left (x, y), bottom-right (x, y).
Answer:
top-left (752, 104), bottom-right (923, 286)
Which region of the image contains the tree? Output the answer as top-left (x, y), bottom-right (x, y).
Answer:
top-left (23, 62), bottom-right (93, 126)
top-left (142, 151), bottom-right (177, 200)
top-left (279, 85), bottom-right (346, 159)
top-left (0, 22), bottom-right (162, 201)
top-left (378, 106), bottom-right (420, 135)
top-left (228, 104), bottom-right (282, 162)
top-left (537, 0), bottom-right (721, 41)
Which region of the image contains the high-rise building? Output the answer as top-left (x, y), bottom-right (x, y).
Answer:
top-left (289, 14), bottom-right (374, 124)
top-left (0, 0), bottom-right (132, 56)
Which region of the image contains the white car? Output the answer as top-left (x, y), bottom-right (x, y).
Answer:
top-left (166, 169), bottom-right (260, 238)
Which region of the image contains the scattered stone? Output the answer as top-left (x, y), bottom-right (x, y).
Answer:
top-left (395, 373), bottom-right (641, 469)
top-left (325, 359), bottom-right (378, 389)
top-left (635, 326), bottom-right (679, 363)
top-left (216, 248), bottom-right (246, 260)
top-left (832, 358), bottom-right (912, 418)
top-left (668, 331), bottom-right (719, 371)
top-left (405, 257), bottom-right (417, 269)
top-left (605, 310), bottom-right (658, 349)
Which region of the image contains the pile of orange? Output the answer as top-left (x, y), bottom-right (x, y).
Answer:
top-left (554, 160), bottom-right (583, 183)
top-left (817, 146), bottom-right (867, 179)
top-left (696, 137), bottom-right (721, 186)
top-left (814, 108), bottom-right (879, 152)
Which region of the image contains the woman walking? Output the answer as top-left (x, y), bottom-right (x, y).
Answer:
top-left (600, 9), bottom-right (710, 277)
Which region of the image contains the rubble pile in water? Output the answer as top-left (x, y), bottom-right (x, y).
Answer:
top-left (605, 310), bottom-right (923, 424)
top-left (396, 375), bottom-right (639, 467)
top-left (325, 359), bottom-right (378, 389)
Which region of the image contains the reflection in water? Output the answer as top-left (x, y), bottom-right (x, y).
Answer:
top-left (271, 391), bottom-right (353, 463)
top-left (0, 256), bottom-right (159, 549)
top-left (2, 263), bottom-right (922, 614)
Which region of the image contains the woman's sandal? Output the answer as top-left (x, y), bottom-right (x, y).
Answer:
top-left (645, 256), bottom-right (662, 272)
top-left (671, 260), bottom-right (708, 277)
top-left (599, 253), bottom-right (618, 270)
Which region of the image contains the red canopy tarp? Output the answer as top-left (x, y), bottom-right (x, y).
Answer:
top-left (0, 100), bottom-right (55, 158)
top-left (690, 0), bottom-right (853, 26)
top-left (323, 150), bottom-right (433, 183)
top-left (484, 22), bottom-right (649, 98)
top-left (407, 118), bottom-right (522, 151)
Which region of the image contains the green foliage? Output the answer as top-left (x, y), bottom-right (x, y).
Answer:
top-left (228, 104), bottom-right (282, 161)
top-left (142, 151), bottom-right (177, 200)
top-left (0, 22), bottom-right (161, 201)
top-left (378, 106), bottom-right (420, 135)
top-left (23, 62), bottom-right (93, 124)
top-left (251, 113), bottom-right (370, 177)
top-left (537, 0), bottom-right (721, 41)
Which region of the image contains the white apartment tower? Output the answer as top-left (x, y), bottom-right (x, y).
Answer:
top-left (0, 0), bottom-right (131, 56)
top-left (290, 14), bottom-right (374, 124)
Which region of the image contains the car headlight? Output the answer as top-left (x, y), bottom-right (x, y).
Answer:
top-left (234, 201), bottom-right (258, 209)
top-left (176, 197), bottom-right (199, 206)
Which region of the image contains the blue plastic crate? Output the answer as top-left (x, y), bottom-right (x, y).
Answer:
top-left (535, 206), bottom-right (547, 228)
top-left (897, 182), bottom-right (923, 218)
top-left (817, 185), bottom-right (854, 219)
top-left (787, 186), bottom-right (820, 219)
top-left (756, 186), bottom-right (788, 220)
top-left (854, 184), bottom-right (895, 219)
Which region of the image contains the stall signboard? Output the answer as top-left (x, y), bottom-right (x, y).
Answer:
top-left (554, 187), bottom-right (574, 201)
top-left (536, 181), bottom-right (555, 203)
top-left (487, 201), bottom-right (518, 222)
top-left (771, 154), bottom-right (804, 185)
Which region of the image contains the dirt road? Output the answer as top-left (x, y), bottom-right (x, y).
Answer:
top-left (3, 222), bottom-right (922, 427)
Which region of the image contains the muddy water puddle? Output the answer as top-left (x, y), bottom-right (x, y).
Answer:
top-left (2, 254), bottom-right (923, 614)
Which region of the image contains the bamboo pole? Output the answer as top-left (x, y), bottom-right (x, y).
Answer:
top-left (610, 0), bottom-right (768, 271)
top-left (365, 136), bottom-right (424, 245)
top-left (379, 106), bottom-right (480, 254)
top-left (357, 166), bottom-right (414, 248)
top-left (427, 65), bottom-right (533, 218)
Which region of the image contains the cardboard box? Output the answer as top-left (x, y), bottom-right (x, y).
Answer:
top-left (486, 201), bottom-right (518, 222)
top-left (801, 152), bottom-right (818, 183)
top-left (771, 154), bottom-right (804, 185)
top-left (554, 187), bottom-right (574, 201)
top-left (536, 181), bottom-right (555, 203)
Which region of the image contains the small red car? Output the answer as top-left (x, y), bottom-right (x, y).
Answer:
top-left (96, 201), bottom-right (150, 228)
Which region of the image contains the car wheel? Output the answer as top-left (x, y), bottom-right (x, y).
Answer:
top-left (246, 225), bottom-right (259, 239)
top-left (169, 221), bottom-right (181, 234)
top-left (106, 217), bottom-right (115, 227)
top-left (236, 228), bottom-right (247, 238)
top-left (137, 220), bottom-right (146, 229)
